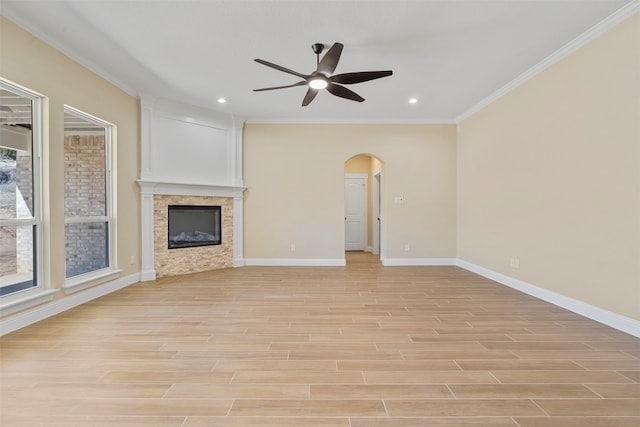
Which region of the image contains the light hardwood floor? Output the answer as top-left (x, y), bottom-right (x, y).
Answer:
top-left (1, 252), bottom-right (639, 426)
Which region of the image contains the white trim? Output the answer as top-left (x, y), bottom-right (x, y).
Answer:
top-left (233, 195), bottom-right (245, 267)
top-left (139, 192), bottom-right (156, 282)
top-left (64, 105), bottom-right (114, 128)
top-left (64, 216), bottom-right (109, 224)
top-left (0, 289), bottom-right (57, 318)
top-left (456, 0), bottom-right (640, 122)
top-left (372, 170), bottom-right (381, 255)
top-left (382, 258), bottom-right (457, 266)
top-left (245, 117), bottom-right (457, 125)
top-left (0, 218), bottom-right (40, 228)
top-left (457, 259), bottom-right (640, 338)
top-left (140, 268), bottom-right (156, 282)
top-left (63, 268), bottom-right (122, 295)
top-left (137, 180), bottom-right (246, 198)
top-left (244, 258), bottom-right (346, 267)
top-left (63, 130), bottom-right (104, 136)
top-left (0, 272), bottom-right (140, 336)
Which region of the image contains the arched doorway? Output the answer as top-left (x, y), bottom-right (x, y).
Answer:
top-left (344, 154), bottom-right (383, 261)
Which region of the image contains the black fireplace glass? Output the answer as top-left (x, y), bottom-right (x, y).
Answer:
top-left (168, 205), bottom-right (221, 249)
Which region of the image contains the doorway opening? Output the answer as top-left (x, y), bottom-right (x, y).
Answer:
top-left (344, 154), bottom-right (382, 264)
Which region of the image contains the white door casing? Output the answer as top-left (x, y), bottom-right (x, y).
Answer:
top-left (373, 170), bottom-right (381, 255)
top-left (344, 173), bottom-right (367, 251)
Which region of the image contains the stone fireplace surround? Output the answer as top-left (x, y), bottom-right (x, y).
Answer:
top-left (156, 195), bottom-right (230, 277)
top-left (137, 181), bottom-right (245, 281)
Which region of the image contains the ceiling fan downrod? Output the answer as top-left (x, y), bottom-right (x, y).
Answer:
top-left (312, 43), bottom-right (324, 66)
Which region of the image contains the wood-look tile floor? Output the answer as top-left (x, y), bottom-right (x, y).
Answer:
top-left (1, 252), bottom-right (639, 426)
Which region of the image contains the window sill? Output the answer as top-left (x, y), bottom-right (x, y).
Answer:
top-left (0, 288), bottom-right (58, 317)
top-left (63, 268), bottom-right (123, 295)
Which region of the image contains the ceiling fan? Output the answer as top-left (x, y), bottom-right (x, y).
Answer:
top-left (253, 42), bottom-right (393, 106)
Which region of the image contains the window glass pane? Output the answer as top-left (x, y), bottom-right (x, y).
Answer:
top-left (64, 107), bottom-right (112, 280)
top-left (65, 222), bottom-right (108, 278)
top-left (64, 132), bottom-right (106, 217)
top-left (1, 90), bottom-right (34, 220)
top-left (0, 224), bottom-right (36, 295)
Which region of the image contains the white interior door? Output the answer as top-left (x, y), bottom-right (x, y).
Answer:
top-left (345, 173), bottom-right (367, 251)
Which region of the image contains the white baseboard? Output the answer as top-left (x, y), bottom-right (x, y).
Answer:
top-left (139, 268), bottom-right (156, 282)
top-left (244, 258), bottom-right (346, 266)
top-left (457, 259), bottom-right (640, 338)
top-left (0, 272), bottom-right (140, 336)
top-left (383, 258), bottom-right (457, 266)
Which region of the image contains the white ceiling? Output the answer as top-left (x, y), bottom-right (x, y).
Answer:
top-left (1, 0), bottom-right (635, 122)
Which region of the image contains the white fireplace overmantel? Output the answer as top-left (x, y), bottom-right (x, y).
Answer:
top-left (137, 96), bottom-right (247, 281)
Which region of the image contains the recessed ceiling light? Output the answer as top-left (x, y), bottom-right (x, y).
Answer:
top-left (408, 97), bottom-right (418, 104)
top-left (217, 97), bottom-right (227, 104)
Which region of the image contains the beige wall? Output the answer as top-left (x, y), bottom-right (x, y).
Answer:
top-left (243, 124), bottom-right (457, 260)
top-left (1, 17), bottom-right (140, 296)
top-left (457, 14), bottom-right (640, 320)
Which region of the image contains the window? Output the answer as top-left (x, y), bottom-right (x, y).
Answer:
top-left (63, 106), bottom-right (115, 282)
top-left (0, 80), bottom-right (43, 297)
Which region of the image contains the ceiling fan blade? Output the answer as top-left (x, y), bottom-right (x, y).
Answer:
top-left (302, 88), bottom-right (319, 106)
top-left (326, 83), bottom-right (364, 103)
top-left (254, 59), bottom-right (309, 79)
top-left (253, 81), bottom-right (307, 92)
top-left (316, 42), bottom-right (343, 75)
top-left (330, 70), bottom-right (393, 85)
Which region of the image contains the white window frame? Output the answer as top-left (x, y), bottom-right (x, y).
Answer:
top-left (62, 105), bottom-right (120, 294)
top-left (0, 78), bottom-right (55, 316)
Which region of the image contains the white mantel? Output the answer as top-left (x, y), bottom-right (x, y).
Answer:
top-left (138, 96), bottom-right (246, 281)
top-left (137, 180), bottom-right (245, 198)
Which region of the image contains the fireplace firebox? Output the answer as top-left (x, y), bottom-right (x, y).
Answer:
top-left (168, 205), bottom-right (221, 249)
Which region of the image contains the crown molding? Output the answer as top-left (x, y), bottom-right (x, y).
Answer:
top-left (245, 117), bottom-right (457, 125)
top-left (456, 0), bottom-right (640, 123)
top-left (1, 5), bottom-right (139, 98)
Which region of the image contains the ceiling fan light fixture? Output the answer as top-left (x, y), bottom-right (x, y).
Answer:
top-left (254, 42), bottom-right (393, 106)
top-left (308, 78), bottom-right (328, 90)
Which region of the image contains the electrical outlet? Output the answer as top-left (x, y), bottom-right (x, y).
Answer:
top-left (404, 243), bottom-right (410, 252)
top-left (290, 244), bottom-right (296, 252)
top-left (129, 255), bottom-right (135, 265)
top-left (510, 258), bottom-right (520, 268)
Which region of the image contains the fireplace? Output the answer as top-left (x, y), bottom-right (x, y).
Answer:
top-left (168, 205), bottom-right (221, 249)
top-left (137, 184), bottom-right (244, 280)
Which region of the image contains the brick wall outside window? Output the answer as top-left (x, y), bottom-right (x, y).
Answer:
top-left (64, 135), bottom-right (107, 277)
